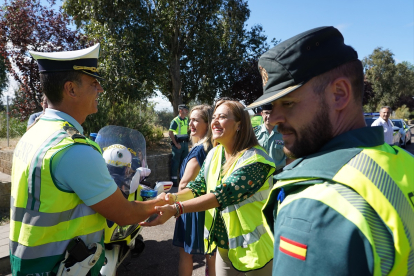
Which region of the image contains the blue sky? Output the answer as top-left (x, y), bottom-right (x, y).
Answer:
top-left (246, 0), bottom-right (414, 63)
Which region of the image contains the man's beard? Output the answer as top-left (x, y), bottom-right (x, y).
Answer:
top-left (278, 98), bottom-right (334, 159)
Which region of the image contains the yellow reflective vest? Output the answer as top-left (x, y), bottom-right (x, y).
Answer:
top-left (203, 145), bottom-right (275, 271)
top-left (250, 116), bottom-right (263, 128)
top-left (264, 142), bottom-right (414, 275)
top-left (10, 118), bottom-right (106, 276)
top-left (170, 116), bottom-right (189, 135)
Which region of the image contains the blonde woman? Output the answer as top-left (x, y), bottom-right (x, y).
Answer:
top-left (173, 104), bottom-right (215, 276)
top-left (142, 100), bottom-right (276, 276)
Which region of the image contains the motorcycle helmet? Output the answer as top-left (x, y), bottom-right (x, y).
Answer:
top-left (103, 144), bottom-right (132, 167)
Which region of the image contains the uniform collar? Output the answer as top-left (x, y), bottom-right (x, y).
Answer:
top-left (43, 108), bottom-right (84, 134)
top-left (286, 126), bottom-right (384, 169)
top-left (319, 126), bottom-right (383, 153)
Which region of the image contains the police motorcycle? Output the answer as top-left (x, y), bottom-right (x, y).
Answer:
top-left (95, 125), bottom-right (173, 275)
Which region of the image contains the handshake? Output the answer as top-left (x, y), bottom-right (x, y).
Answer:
top-left (140, 192), bottom-right (181, 227)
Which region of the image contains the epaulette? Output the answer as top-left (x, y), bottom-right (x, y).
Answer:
top-left (63, 125), bottom-right (85, 140)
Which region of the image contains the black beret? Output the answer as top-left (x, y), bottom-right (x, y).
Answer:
top-left (247, 26), bottom-right (358, 109)
top-left (178, 104), bottom-right (189, 110)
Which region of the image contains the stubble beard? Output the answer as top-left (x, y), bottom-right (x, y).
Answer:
top-left (279, 97), bottom-right (334, 159)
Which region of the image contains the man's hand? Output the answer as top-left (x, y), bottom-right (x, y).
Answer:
top-left (157, 192), bottom-right (175, 205)
top-left (175, 143), bottom-right (181, 149)
top-left (140, 204), bottom-right (176, 227)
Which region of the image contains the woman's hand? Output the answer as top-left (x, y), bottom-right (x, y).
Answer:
top-left (157, 192), bottom-right (176, 205)
top-left (139, 204), bottom-right (177, 227)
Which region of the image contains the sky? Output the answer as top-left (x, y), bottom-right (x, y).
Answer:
top-left (3, 0), bottom-right (414, 110)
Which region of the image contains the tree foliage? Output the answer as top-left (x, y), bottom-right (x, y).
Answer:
top-left (63, 0), bottom-right (270, 114)
top-left (0, 0), bottom-right (87, 120)
top-left (363, 47), bottom-right (414, 111)
top-left (228, 26), bottom-right (278, 106)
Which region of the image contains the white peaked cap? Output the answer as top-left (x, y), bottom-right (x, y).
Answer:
top-left (29, 44), bottom-right (100, 61)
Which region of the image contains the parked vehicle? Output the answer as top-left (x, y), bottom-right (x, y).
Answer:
top-left (364, 114), bottom-right (402, 146)
top-left (391, 119), bottom-right (412, 148)
top-left (95, 125), bottom-right (172, 275)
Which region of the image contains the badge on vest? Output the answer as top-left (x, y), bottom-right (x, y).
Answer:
top-left (279, 236), bottom-right (307, 261)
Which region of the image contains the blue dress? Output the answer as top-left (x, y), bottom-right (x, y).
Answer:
top-left (172, 144), bottom-right (208, 254)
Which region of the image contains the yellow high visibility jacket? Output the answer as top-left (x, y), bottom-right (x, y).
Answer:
top-left (10, 119), bottom-right (106, 276)
top-left (203, 145), bottom-right (275, 271)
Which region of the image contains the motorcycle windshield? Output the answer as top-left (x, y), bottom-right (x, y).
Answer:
top-left (96, 125), bottom-right (147, 197)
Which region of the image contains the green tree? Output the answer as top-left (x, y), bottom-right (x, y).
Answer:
top-left (0, 0), bottom-right (87, 120)
top-left (363, 47), bottom-right (414, 111)
top-left (63, 0), bottom-right (269, 114)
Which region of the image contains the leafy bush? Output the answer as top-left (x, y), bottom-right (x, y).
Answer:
top-left (156, 108), bottom-right (175, 130)
top-left (0, 111), bottom-right (27, 138)
top-left (83, 99), bottom-right (164, 146)
top-left (393, 105), bottom-right (410, 120)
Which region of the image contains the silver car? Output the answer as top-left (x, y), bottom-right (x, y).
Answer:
top-left (391, 119), bottom-right (412, 148)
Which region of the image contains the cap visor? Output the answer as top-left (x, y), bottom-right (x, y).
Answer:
top-left (245, 84), bottom-right (302, 110)
top-left (82, 70), bottom-right (105, 81)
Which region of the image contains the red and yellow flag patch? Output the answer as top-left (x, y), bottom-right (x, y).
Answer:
top-left (279, 236), bottom-right (307, 261)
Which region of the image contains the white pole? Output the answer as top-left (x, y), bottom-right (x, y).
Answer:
top-left (6, 96), bottom-right (9, 147)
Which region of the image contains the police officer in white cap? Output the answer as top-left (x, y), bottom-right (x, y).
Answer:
top-left (10, 44), bottom-right (168, 275)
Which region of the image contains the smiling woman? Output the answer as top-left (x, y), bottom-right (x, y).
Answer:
top-left (142, 100), bottom-right (277, 276)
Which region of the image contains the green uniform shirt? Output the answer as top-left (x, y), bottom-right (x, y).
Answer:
top-left (254, 124), bottom-right (286, 170)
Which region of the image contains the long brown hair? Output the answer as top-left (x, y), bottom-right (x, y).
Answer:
top-left (190, 104), bottom-right (214, 152)
top-left (213, 100), bottom-right (258, 174)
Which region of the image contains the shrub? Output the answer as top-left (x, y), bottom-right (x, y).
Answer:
top-left (83, 98), bottom-right (164, 145)
top-left (393, 105), bottom-right (410, 120)
top-left (0, 111), bottom-right (27, 138)
top-left (156, 108), bottom-right (175, 130)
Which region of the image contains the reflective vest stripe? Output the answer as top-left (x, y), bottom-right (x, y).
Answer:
top-left (234, 147), bottom-right (275, 167)
top-left (10, 211), bottom-right (104, 247)
top-left (345, 151), bottom-right (414, 274)
top-left (228, 224), bottom-right (268, 249)
top-left (27, 130), bottom-right (68, 211)
top-left (222, 189), bottom-right (270, 214)
top-left (331, 184), bottom-right (394, 275)
top-left (11, 197), bottom-right (95, 227)
top-left (10, 230), bottom-right (103, 259)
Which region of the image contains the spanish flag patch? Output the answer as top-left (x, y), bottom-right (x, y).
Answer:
top-left (279, 236), bottom-right (307, 261)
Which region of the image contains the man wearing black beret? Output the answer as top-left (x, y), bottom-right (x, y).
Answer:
top-left (169, 104), bottom-right (190, 186)
top-left (247, 26), bottom-right (414, 275)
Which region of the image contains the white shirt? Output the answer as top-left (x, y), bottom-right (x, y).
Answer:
top-left (371, 117), bottom-right (394, 144)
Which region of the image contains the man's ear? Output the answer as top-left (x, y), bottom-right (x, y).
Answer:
top-left (329, 77), bottom-right (352, 111)
top-left (63, 81), bottom-right (77, 99)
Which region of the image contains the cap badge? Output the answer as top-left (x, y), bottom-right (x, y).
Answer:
top-left (259, 66), bottom-right (268, 86)
top-left (73, 65), bottom-right (98, 72)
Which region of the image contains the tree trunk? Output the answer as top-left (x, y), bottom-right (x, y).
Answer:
top-left (170, 25), bottom-right (183, 116)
